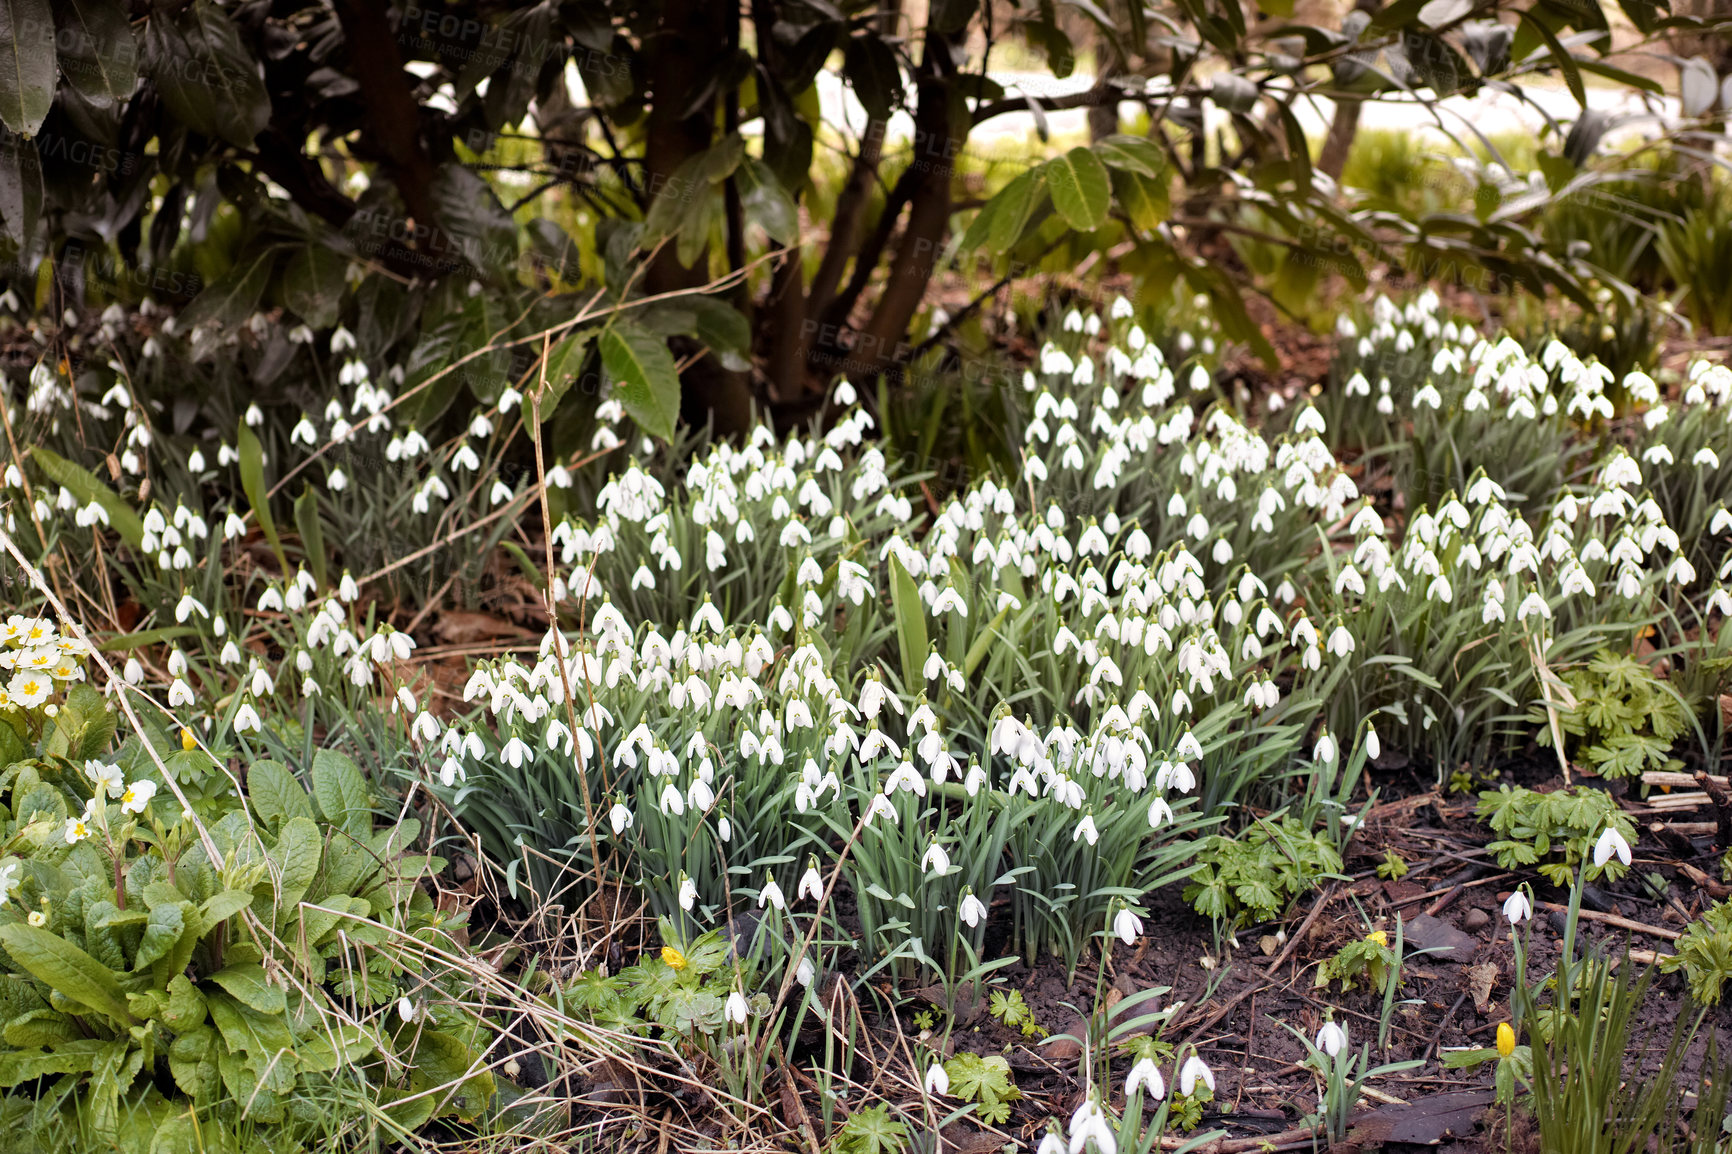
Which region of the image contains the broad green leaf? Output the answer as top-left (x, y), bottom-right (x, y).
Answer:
top-left (48, 683), bottom-right (115, 761)
top-left (987, 168), bottom-right (1048, 254)
top-left (0, 924), bottom-right (133, 1024)
top-left (198, 888), bottom-right (254, 932)
top-left (267, 816), bottom-right (322, 927)
top-left (405, 1030), bottom-right (496, 1121)
top-left (1518, 12), bottom-right (1584, 107)
top-left (887, 552), bottom-right (927, 696)
top-left (0, 0), bottom-right (56, 135)
top-left (208, 962), bottom-right (286, 1015)
top-left (143, 0), bottom-right (271, 148)
top-left (538, 329), bottom-right (595, 410)
top-left (55, 0), bottom-right (138, 108)
top-left (29, 447), bottom-right (144, 550)
top-left (1110, 167), bottom-right (1168, 232)
top-left (0, 1039), bottom-right (104, 1087)
top-left (311, 748), bottom-right (371, 838)
top-left (687, 295), bottom-right (753, 372)
top-left (842, 34), bottom-right (899, 120)
top-left (600, 323), bottom-right (680, 442)
top-left (279, 245), bottom-right (346, 329)
top-left (737, 156), bottom-right (798, 245)
top-left (132, 901), bottom-right (188, 972)
top-left (1092, 134), bottom-right (1166, 178)
top-left (1044, 147), bottom-right (1110, 232)
top-left (294, 484), bottom-right (326, 590)
top-left (236, 419), bottom-right (286, 576)
top-left (0, 131), bottom-right (41, 247)
top-left (181, 248), bottom-right (277, 331)
top-left (248, 760), bottom-right (314, 827)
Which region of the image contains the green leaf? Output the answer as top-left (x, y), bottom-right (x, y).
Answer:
top-left (1044, 147), bottom-right (1111, 232)
top-left (0, 131), bottom-right (41, 248)
top-left (842, 34), bottom-right (900, 121)
top-left (199, 888), bottom-right (254, 933)
top-left (180, 248), bottom-right (277, 332)
top-left (132, 901), bottom-right (187, 973)
top-left (887, 552), bottom-right (927, 697)
top-left (537, 329), bottom-right (595, 410)
top-left (279, 245), bottom-right (346, 329)
top-left (0, 924), bottom-right (134, 1024)
top-left (249, 760), bottom-right (314, 828)
top-left (0, 1040), bottom-right (104, 1088)
top-left (1092, 134), bottom-right (1166, 178)
top-left (1110, 167), bottom-right (1169, 232)
top-left (55, 0), bottom-right (137, 108)
top-left (236, 419), bottom-right (286, 576)
top-left (987, 168), bottom-right (1049, 254)
top-left (600, 323), bottom-right (681, 443)
top-left (311, 749), bottom-right (371, 839)
top-left (97, 626), bottom-right (197, 651)
top-left (1518, 11), bottom-right (1584, 106)
top-left (29, 447), bottom-right (144, 550)
top-left (49, 683), bottom-right (115, 761)
top-left (266, 816), bottom-right (322, 928)
top-left (294, 484), bottom-right (326, 591)
top-left (737, 156), bottom-right (798, 245)
top-left (0, 0), bottom-right (56, 135)
top-left (143, 0), bottom-right (271, 148)
top-left (687, 295), bottom-right (753, 372)
top-left (208, 962), bottom-right (286, 1015)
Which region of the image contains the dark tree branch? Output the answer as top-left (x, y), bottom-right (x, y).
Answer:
top-left (972, 82), bottom-right (1129, 127)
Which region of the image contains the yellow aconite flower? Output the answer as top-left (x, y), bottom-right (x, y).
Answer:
top-left (1367, 930), bottom-right (1389, 948)
top-left (661, 946), bottom-right (688, 971)
top-left (180, 727), bottom-right (197, 751)
top-left (1497, 1022), bottom-right (1515, 1057)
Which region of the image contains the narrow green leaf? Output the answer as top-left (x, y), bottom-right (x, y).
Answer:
top-left (236, 420), bottom-right (286, 575)
top-left (600, 324), bottom-right (681, 443)
top-left (887, 552), bottom-right (928, 696)
top-left (293, 484), bottom-right (325, 590)
top-left (29, 447), bottom-right (144, 550)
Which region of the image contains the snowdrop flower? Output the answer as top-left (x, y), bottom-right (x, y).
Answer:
top-left (796, 957), bottom-right (815, 987)
top-left (924, 1062), bottom-right (950, 1096)
top-left (922, 841), bottom-right (951, 877)
top-left (725, 991), bottom-right (748, 1025)
top-left (1037, 1131), bottom-right (1066, 1154)
top-left (798, 859), bottom-right (824, 902)
top-left (1178, 1054), bottom-right (1215, 1096)
top-left (959, 887), bottom-right (988, 928)
top-left (1502, 889), bottom-right (1531, 924)
top-left (678, 873), bottom-right (698, 911)
top-left (1315, 1020), bottom-right (1347, 1058)
top-left (1073, 813), bottom-right (1099, 845)
top-left (1068, 1094), bottom-right (1116, 1154)
top-left (168, 678), bottom-right (194, 707)
top-left (1112, 905), bottom-right (1143, 944)
top-left (1592, 826), bottom-right (1632, 869)
top-left (1125, 1057), bottom-right (1165, 1100)
top-left (758, 873), bottom-right (786, 911)
top-left (609, 801), bottom-right (633, 835)
top-left (234, 702), bottom-right (262, 733)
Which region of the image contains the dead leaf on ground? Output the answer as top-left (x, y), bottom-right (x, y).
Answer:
top-left (434, 610), bottom-right (535, 644)
top-left (1349, 1090), bottom-right (1495, 1145)
top-left (1465, 962), bottom-right (1498, 1014)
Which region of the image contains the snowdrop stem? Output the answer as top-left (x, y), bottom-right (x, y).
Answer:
top-left (766, 808), bottom-right (872, 1024)
top-left (527, 380), bottom-right (609, 900)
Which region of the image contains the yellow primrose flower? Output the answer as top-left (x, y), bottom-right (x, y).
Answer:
top-left (661, 946), bottom-right (688, 971)
top-left (26, 910), bottom-right (46, 927)
top-left (1497, 1022), bottom-right (1515, 1057)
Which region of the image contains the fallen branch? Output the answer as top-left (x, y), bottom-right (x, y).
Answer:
top-left (1533, 901), bottom-right (1681, 941)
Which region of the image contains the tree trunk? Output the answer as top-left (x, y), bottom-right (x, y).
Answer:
top-left (642, 0), bottom-right (754, 435)
top-left (850, 26), bottom-right (964, 383)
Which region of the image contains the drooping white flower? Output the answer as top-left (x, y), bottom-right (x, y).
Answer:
top-left (924, 1062), bottom-right (949, 1096)
top-left (1592, 826), bottom-right (1632, 869)
top-left (1502, 890), bottom-right (1531, 924)
top-left (1315, 1020), bottom-right (1347, 1058)
top-left (1178, 1054), bottom-right (1215, 1096)
top-left (1112, 906), bottom-right (1143, 944)
top-left (1125, 1057), bottom-right (1165, 1100)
